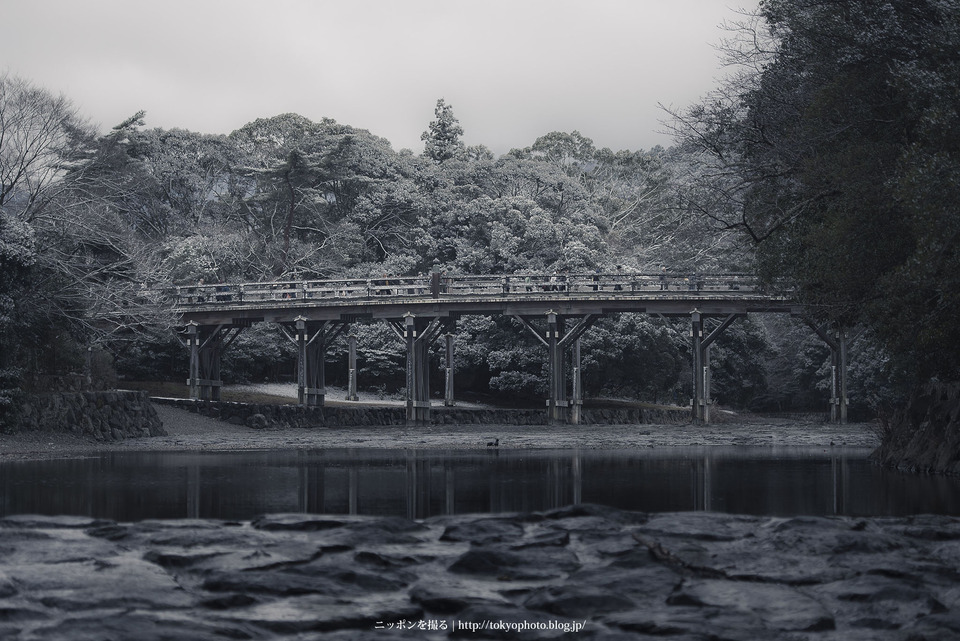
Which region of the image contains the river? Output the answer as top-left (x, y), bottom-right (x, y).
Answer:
top-left (3, 446), bottom-right (959, 521)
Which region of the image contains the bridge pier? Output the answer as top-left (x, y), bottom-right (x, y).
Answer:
top-left (517, 312), bottom-right (596, 424)
top-left (398, 314), bottom-right (450, 424)
top-left (279, 318), bottom-right (347, 407)
top-left (691, 312), bottom-right (744, 424)
top-left (803, 320), bottom-right (861, 424)
top-left (181, 322), bottom-right (244, 401)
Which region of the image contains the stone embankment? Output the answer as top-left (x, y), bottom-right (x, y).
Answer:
top-left (1, 504), bottom-right (959, 640)
top-left (871, 381), bottom-right (960, 475)
top-left (152, 397), bottom-right (689, 429)
top-left (5, 391), bottom-right (165, 441)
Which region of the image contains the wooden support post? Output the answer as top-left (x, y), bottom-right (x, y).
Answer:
top-left (346, 333), bottom-right (359, 401)
top-left (515, 313), bottom-right (596, 424)
top-left (295, 318), bottom-right (327, 407)
top-left (282, 318), bottom-right (345, 407)
top-left (830, 348), bottom-right (840, 423)
top-left (186, 323), bottom-right (200, 400)
top-left (556, 318), bottom-right (568, 418)
top-left (804, 319), bottom-right (840, 422)
top-left (691, 310), bottom-right (705, 423)
top-left (416, 328), bottom-right (431, 420)
top-left (290, 319), bottom-right (324, 407)
top-left (309, 328), bottom-right (325, 407)
top-left (403, 314), bottom-right (443, 424)
top-left (570, 337), bottom-right (582, 425)
top-left (296, 320), bottom-right (307, 405)
top-left (693, 313), bottom-right (742, 425)
top-left (546, 311), bottom-right (567, 422)
top-left (403, 314), bottom-right (420, 423)
top-left (183, 323), bottom-right (235, 402)
top-left (704, 344), bottom-right (712, 424)
top-left (204, 328), bottom-right (222, 401)
top-left (444, 332), bottom-right (455, 407)
top-left (802, 319), bottom-right (853, 424)
top-left (838, 328), bottom-right (849, 425)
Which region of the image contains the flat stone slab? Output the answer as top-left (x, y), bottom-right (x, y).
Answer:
top-left (0, 506), bottom-right (958, 639)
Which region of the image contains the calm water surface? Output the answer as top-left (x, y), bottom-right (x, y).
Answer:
top-left (2, 447), bottom-right (959, 521)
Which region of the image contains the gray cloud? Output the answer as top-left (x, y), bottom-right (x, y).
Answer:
top-left (3, 0), bottom-right (757, 153)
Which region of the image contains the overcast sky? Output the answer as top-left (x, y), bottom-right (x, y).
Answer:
top-left (3, 0), bottom-right (757, 154)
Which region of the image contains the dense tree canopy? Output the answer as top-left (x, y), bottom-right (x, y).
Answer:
top-left (669, 0), bottom-right (960, 383)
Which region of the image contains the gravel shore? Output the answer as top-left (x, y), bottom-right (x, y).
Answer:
top-left (0, 402), bottom-right (878, 461)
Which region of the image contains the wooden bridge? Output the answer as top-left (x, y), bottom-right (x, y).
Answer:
top-left (173, 271), bottom-right (854, 424)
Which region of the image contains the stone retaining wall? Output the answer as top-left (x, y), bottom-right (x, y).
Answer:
top-left (152, 398), bottom-right (690, 428)
top-left (7, 391), bottom-right (166, 441)
top-left (871, 381), bottom-right (960, 475)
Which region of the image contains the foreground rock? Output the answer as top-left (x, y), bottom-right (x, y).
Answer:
top-left (1, 505), bottom-right (959, 640)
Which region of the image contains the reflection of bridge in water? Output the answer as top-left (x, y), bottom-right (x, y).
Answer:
top-left (185, 450), bottom-right (862, 519)
top-left (1, 449), bottom-right (888, 520)
top-left (173, 271), bottom-right (855, 424)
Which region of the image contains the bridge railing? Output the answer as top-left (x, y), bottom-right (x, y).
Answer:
top-left (173, 273), bottom-right (764, 307)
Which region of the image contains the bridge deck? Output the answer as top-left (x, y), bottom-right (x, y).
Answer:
top-left (175, 272), bottom-right (799, 325)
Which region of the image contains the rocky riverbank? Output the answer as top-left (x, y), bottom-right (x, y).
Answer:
top-left (151, 397), bottom-right (690, 429)
top-left (1, 504), bottom-right (959, 640)
top-left (871, 381), bottom-right (960, 476)
top-left (0, 404), bottom-right (878, 461)
top-left (2, 391), bottom-right (165, 441)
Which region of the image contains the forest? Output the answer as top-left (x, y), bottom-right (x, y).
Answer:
top-left (1, 0), bottom-right (957, 424)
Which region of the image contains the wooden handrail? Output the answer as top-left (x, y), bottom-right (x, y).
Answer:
top-left (170, 272), bottom-right (774, 308)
